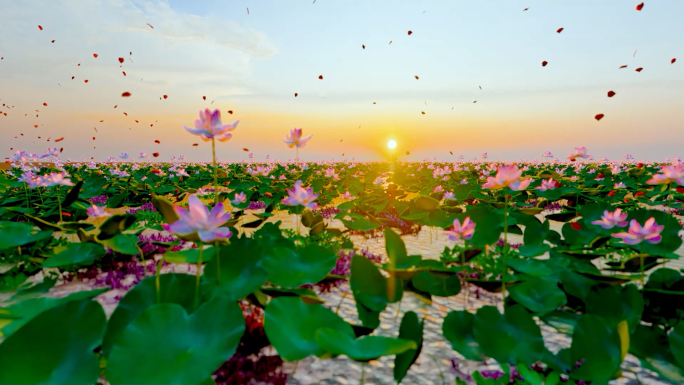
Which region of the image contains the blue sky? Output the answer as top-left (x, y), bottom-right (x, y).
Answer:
top-left (1, 0), bottom-right (683, 162)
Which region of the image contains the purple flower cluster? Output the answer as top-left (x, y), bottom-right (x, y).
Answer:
top-left (247, 201), bottom-right (267, 210)
top-left (518, 199), bottom-right (564, 212)
top-left (313, 206), bottom-right (341, 219)
top-left (126, 201), bottom-right (157, 214)
top-left (495, 239), bottom-right (522, 249)
top-left (88, 195), bottom-right (107, 204)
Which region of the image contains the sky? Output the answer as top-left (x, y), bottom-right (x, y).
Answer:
top-left (1, 0), bottom-right (683, 162)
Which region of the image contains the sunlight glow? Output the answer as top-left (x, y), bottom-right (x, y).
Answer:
top-left (387, 140), bottom-right (397, 149)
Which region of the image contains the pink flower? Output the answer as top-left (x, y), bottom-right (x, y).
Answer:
top-left (340, 191), bottom-right (355, 200)
top-left (646, 165), bottom-right (684, 185)
top-left (443, 192), bottom-right (456, 200)
top-left (536, 178), bottom-right (557, 191)
top-left (183, 108), bottom-right (239, 142)
top-left (87, 205), bottom-right (111, 218)
top-left (162, 195), bottom-right (232, 242)
top-left (612, 217), bottom-right (664, 245)
top-left (281, 180), bottom-right (319, 209)
top-left (591, 208), bottom-right (628, 229)
top-left (542, 151), bottom-right (554, 158)
top-left (614, 182), bottom-right (627, 189)
top-left (230, 192), bottom-right (247, 206)
top-left (433, 185), bottom-right (444, 193)
top-left (482, 165), bottom-right (533, 191)
top-left (567, 146), bottom-right (591, 161)
top-left (445, 217), bottom-right (476, 241)
top-left (282, 128), bottom-right (312, 148)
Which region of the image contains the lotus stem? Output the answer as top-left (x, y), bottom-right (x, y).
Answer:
top-left (212, 138), bottom-right (218, 206)
top-left (155, 258), bottom-right (163, 304)
top-left (194, 242), bottom-right (204, 310)
top-left (502, 192), bottom-right (509, 309)
top-left (215, 240), bottom-right (221, 285)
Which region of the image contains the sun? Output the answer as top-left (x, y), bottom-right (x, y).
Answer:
top-left (387, 140), bottom-right (397, 149)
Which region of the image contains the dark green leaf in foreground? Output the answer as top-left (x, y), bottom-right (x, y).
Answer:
top-left (107, 297), bottom-right (244, 385)
top-left (263, 243), bottom-right (337, 287)
top-left (264, 296), bottom-right (355, 361)
top-left (0, 300), bottom-right (106, 385)
top-left (42, 242), bottom-right (106, 268)
top-left (570, 314), bottom-right (622, 384)
top-left (314, 327), bottom-right (417, 362)
top-left (394, 311), bottom-right (424, 383)
top-left (442, 310), bottom-right (484, 361)
top-left (473, 305), bottom-right (544, 364)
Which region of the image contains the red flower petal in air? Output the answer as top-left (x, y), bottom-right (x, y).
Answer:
top-left (242, 148), bottom-right (249, 152)
top-left (192, 143), bottom-right (199, 146)
top-left (163, 95), bottom-right (168, 99)
top-left (93, 53), bottom-right (98, 58)
top-left (619, 65), bottom-right (627, 69)
top-left (571, 222), bottom-right (581, 231)
top-left (636, 2), bottom-right (644, 11)
top-left (607, 91), bottom-right (616, 97)
top-left (362, 45), bottom-right (365, 49)
top-left (38, 25), bottom-right (43, 30)
top-left (118, 57), bottom-right (124, 64)
top-left (672, 58), bottom-right (677, 64)
top-left (54, 137), bottom-right (64, 142)
top-left (122, 71), bottom-right (126, 76)
top-left (84, 79), bottom-right (88, 83)
top-left (121, 92), bottom-right (131, 97)
top-left (595, 113), bottom-right (605, 121)
top-left (51, 40), bottom-right (55, 43)
top-left (635, 67), bottom-right (643, 72)
top-left (228, 110), bottom-right (233, 114)
top-left (152, 152), bottom-right (159, 158)
top-left (43, 103), bottom-right (47, 106)
top-left (154, 140), bottom-right (160, 144)
top-left (542, 61), bottom-right (548, 67)
top-left (557, 28), bottom-right (564, 33)
top-left (318, 75), bottom-right (323, 79)
top-left (203, 96), bottom-right (206, 100)
top-left (407, 30), bottom-right (413, 35)
top-left (33, 125), bottom-right (38, 128)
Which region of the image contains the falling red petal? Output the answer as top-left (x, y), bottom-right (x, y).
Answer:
top-left (203, 96), bottom-right (206, 100)
top-left (542, 61), bottom-right (548, 67)
top-left (318, 75), bottom-right (323, 79)
top-left (243, 148), bottom-right (249, 151)
top-left (33, 125), bottom-right (38, 128)
top-left (93, 53), bottom-right (98, 58)
top-left (407, 30), bottom-right (413, 35)
top-left (192, 143), bottom-right (198, 146)
top-left (362, 45), bottom-right (365, 49)
top-left (51, 40), bottom-right (55, 43)
top-left (228, 110), bottom-right (233, 114)
top-left (294, 93), bottom-right (298, 97)
top-left (38, 25), bottom-right (43, 30)
top-left (607, 91), bottom-right (616, 97)
top-left (155, 140), bottom-right (160, 144)
top-left (163, 95), bottom-right (168, 99)
top-left (114, 105), bottom-right (117, 108)
top-left (122, 71), bottom-right (126, 76)
top-left (635, 67), bottom-right (643, 72)
top-left (54, 137), bottom-right (64, 142)
top-left (84, 79), bottom-right (88, 83)
top-left (118, 57), bottom-right (124, 64)
top-left (672, 58), bottom-right (677, 64)
top-left (121, 92), bottom-right (131, 97)
top-left (636, 2), bottom-right (644, 11)
top-left (100, 120), bottom-right (104, 122)
top-left (557, 28), bottom-right (564, 33)
top-left (152, 152), bottom-right (159, 157)
top-left (43, 103), bottom-right (47, 106)
top-left (595, 113), bottom-right (605, 121)
top-left (619, 65), bottom-right (628, 69)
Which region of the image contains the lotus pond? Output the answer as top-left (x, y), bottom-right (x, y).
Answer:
top-left (2, 157), bottom-right (684, 385)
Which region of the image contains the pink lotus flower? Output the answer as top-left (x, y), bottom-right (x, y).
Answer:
top-left (567, 146), bottom-right (591, 161)
top-left (591, 208), bottom-right (628, 229)
top-left (230, 192), bottom-right (247, 206)
top-left (340, 191), bottom-right (355, 200)
top-left (646, 165), bottom-right (684, 185)
top-left (482, 165), bottom-right (533, 191)
top-left (542, 151), bottom-right (554, 158)
top-left (445, 217), bottom-right (476, 241)
top-left (614, 182), bottom-right (627, 189)
top-left (433, 185), bottom-right (444, 193)
top-left (161, 195), bottom-right (232, 242)
top-left (536, 178), bottom-right (557, 191)
top-left (87, 205), bottom-right (111, 218)
top-left (183, 108), bottom-right (239, 142)
top-left (612, 217), bottom-right (664, 245)
top-left (443, 191), bottom-right (456, 200)
top-left (281, 180), bottom-right (319, 209)
top-left (283, 128), bottom-right (312, 148)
